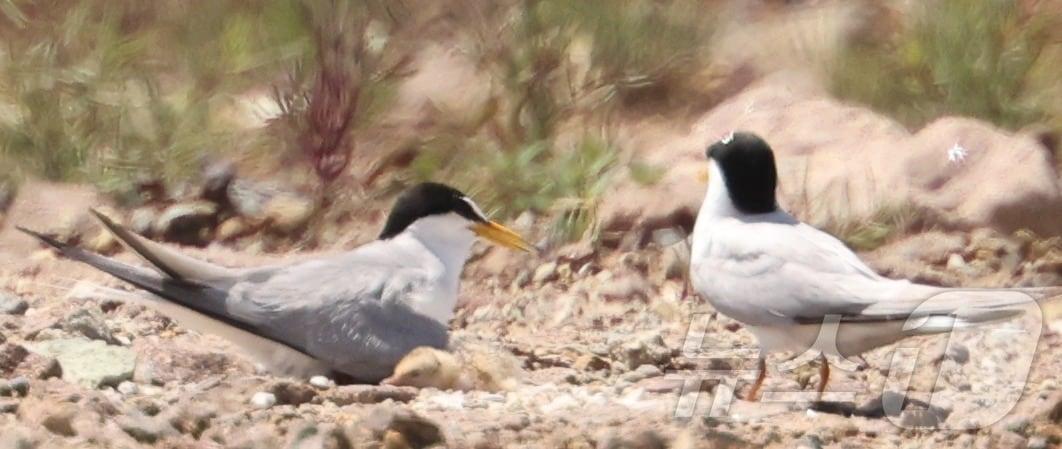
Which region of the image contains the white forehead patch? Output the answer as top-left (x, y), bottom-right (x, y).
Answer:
top-left (720, 131), bottom-right (735, 144)
top-left (461, 196), bottom-right (488, 221)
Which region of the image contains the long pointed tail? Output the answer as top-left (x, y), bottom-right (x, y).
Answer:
top-left (18, 225), bottom-right (183, 299)
top-left (88, 209), bottom-right (236, 284)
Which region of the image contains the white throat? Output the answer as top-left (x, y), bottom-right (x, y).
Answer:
top-left (394, 213), bottom-right (477, 323)
top-left (697, 159), bottom-right (742, 222)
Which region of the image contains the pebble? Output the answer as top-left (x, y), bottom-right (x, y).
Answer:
top-left (0, 291), bottom-right (28, 315)
top-left (309, 375), bottom-right (334, 389)
top-left (622, 364), bottom-right (663, 383)
top-left (117, 381), bottom-right (139, 396)
top-left (945, 343), bottom-right (970, 365)
top-left (533, 262), bottom-right (559, 284)
top-left (1027, 437), bottom-right (1049, 449)
top-left (250, 391), bottom-right (277, 409)
top-left (9, 377), bottom-right (29, 396)
top-left (428, 391), bottom-right (466, 410)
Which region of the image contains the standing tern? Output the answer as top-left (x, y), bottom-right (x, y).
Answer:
top-left (18, 182), bottom-right (532, 383)
top-left (689, 132), bottom-right (1060, 401)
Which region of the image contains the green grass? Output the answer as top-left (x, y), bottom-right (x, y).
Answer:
top-left (400, 0), bottom-right (717, 244)
top-left (829, 0), bottom-right (1060, 131)
top-left (816, 202), bottom-right (924, 252)
top-left (0, 0), bottom-right (327, 198)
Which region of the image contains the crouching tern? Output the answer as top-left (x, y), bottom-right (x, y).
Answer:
top-left (690, 132), bottom-right (1060, 401)
top-left (18, 182), bottom-right (532, 383)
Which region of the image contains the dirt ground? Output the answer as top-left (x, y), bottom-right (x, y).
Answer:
top-left (1, 183), bottom-right (1061, 449)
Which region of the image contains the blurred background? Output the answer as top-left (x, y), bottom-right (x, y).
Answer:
top-left (1, 0), bottom-right (1060, 253)
top-left (2, 2), bottom-right (1062, 447)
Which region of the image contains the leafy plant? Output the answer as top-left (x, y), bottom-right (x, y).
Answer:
top-left (829, 0), bottom-right (1060, 131)
top-left (0, 0), bottom-right (310, 196)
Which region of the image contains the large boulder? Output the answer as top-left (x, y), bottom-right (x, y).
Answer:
top-left (600, 74), bottom-right (1062, 244)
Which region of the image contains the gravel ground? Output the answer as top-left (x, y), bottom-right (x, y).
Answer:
top-left (1, 217), bottom-right (1061, 448)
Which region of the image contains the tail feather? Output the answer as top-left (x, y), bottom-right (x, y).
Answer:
top-left (17, 225), bottom-right (232, 321)
top-left (18, 225), bottom-right (328, 377)
top-left (89, 208), bottom-right (236, 284)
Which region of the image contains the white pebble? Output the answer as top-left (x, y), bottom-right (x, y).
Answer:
top-left (430, 391), bottom-right (466, 410)
top-left (309, 375), bottom-right (334, 389)
top-left (541, 394), bottom-right (579, 413)
top-left (117, 381), bottom-right (139, 395)
top-left (250, 391), bottom-right (277, 409)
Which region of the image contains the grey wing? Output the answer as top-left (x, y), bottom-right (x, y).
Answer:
top-left (698, 217), bottom-right (1044, 326)
top-left (226, 256), bottom-right (448, 382)
top-left (696, 218), bottom-right (930, 325)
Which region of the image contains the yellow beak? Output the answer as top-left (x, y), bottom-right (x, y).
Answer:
top-left (696, 166), bottom-right (710, 184)
top-left (472, 221), bottom-right (534, 252)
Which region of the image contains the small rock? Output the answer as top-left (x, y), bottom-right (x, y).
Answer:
top-left (163, 400), bottom-right (217, 437)
top-left (0, 379), bottom-right (9, 396)
top-left (117, 381), bottom-right (139, 395)
top-left (28, 338), bottom-right (135, 388)
top-left (898, 408), bottom-right (943, 428)
top-left (61, 308), bottom-right (119, 345)
top-left (533, 262), bottom-right (559, 284)
top-left (0, 398), bottom-right (17, 414)
top-left (9, 377), bottom-right (29, 396)
top-left (118, 412), bottom-right (176, 444)
top-left (270, 379), bottom-right (317, 406)
top-left (573, 354), bottom-right (611, 372)
top-left (945, 343), bottom-right (970, 365)
top-left (264, 194), bottom-right (315, 234)
top-left (613, 333), bottom-right (671, 370)
top-left (796, 435), bottom-right (824, 449)
top-left (41, 403), bottom-right (79, 436)
top-left (619, 252), bottom-right (649, 273)
top-left (1002, 415), bottom-right (1031, 436)
top-left (0, 343), bottom-right (62, 380)
top-left (129, 207), bottom-right (158, 237)
top-left (557, 242), bottom-right (596, 271)
top-left (0, 291), bottom-right (28, 315)
top-left (602, 429), bottom-right (668, 449)
top-left (324, 385), bottom-right (418, 406)
top-left (309, 375), bottom-right (334, 389)
top-left (501, 414), bottom-right (531, 431)
top-left (997, 431), bottom-right (1027, 449)
top-left (367, 406), bottom-right (444, 449)
top-left (250, 391), bottom-right (277, 409)
top-left (512, 270), bottom-right (532, 289)
top-left (622, 364), bottom-right (663, 382)
top-left (285, 423), bottom-right (354, 449)
top-left (1027, 436), bottom-right (1049, 449)
top-left (154, 201), bottom-right (217, 246)
top-left (598, 273), bottom-right (652, 302)
top-left (661, 244), bottom-right (690, 281)
top-left (200, 159), bottom-right (237, 207)
top-left (945, 253), bottom-right (966, 271)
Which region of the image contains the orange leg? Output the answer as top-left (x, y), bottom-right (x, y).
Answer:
top-left (816, 353), bottom-right (830, 400)
top-left (745, 356), bottom-right (767, 402)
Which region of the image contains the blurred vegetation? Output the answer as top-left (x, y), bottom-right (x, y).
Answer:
top-left (0, 0), bottom-right (311, 196)
top-left (406, 0), bottom-right (715, 243)
top-left (829, 0), bottom-right (1062, 133)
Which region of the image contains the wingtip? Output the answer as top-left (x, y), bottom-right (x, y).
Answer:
top-left (15, 225), bottom-right (66, 250)
top-left (89, 208), bottom-right (116, 227)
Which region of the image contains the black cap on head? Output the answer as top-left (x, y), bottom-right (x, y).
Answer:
top-left (379, 182), bottom-right (487, 239)
top-left (706, 132), bottom-right (779, 214)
